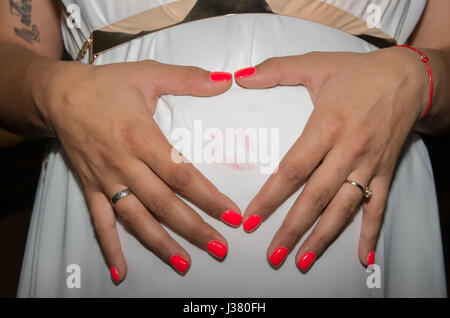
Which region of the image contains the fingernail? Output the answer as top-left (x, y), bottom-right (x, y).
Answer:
top-left (234, 67), bottom-right (256, 79)
top-left (207, 241), bottom-right (228, 259)
top-left (110, 266), bottom-right (120, 283)
top-left (221, 210), bottom-right (242, 227)
top-left (269, 247), bottom-right (288, 267)
top-left (367, 251), bottom-right (375, 266)
top-left (210, 72), bottom-right (232, 82)
top-left (243, 214), bottom-right (262, 232)
top-left (297, 252), bottom-right (316, 272)
top-left (170, 254), bottom-right (190, 274)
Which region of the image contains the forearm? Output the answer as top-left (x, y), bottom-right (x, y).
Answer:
top-left (0, 41), bottom-right (57, 136)
top-left (414, 47), bottom-right (450, 135)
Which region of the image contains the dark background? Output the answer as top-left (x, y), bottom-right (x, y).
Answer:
top-left (0, 133), bottom-right (449, 297)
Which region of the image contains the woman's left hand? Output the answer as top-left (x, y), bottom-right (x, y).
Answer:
top-left (235, 47), bottom-right (431, 271)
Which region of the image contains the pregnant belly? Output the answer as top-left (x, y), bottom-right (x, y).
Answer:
top-left (92, 14), bottom-right (377, 297)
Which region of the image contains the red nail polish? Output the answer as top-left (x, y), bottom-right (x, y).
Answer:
top-left (170, 254), bottom-right (190, 274)
top-left (221, 210), bottom-right (242, 227)
top-left (207, 241), bottom-right (228, 259)
top-left (110, 266), bottom-right (120, 283)
top-left (243, 214), bottom-right (262, 232)
top-left (269, 247), bottom-right (288, 267)
top-left (367, 251), bottom-right (375, 266)
top-left (234, 67), bottom-right (256, 79)
top-left (210, 72), bottom-right (232, 82)
top-left (298, 252), bottom-right (316, 271)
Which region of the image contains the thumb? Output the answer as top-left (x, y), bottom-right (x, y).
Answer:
top-left (145, 61), bottom-right (232, 97)
top-left (234, 54), bottom-right (317, 89)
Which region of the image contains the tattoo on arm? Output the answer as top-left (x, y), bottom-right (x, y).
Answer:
top-left (9, 0), bottom-right (40, 44)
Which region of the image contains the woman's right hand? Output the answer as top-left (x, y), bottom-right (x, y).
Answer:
top-left (29, 58), bottom-right (241, 282)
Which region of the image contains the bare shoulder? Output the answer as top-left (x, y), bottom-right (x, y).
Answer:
top-left (0, 0), bottom-right (63, 59)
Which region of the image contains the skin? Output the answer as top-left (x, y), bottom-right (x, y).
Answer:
top-left (0, 0), bottom-right (449, 281)
top-left (237, 1), bottom-right (450, 270)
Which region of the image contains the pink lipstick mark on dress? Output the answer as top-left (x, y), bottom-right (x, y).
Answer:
top-left (223, 162), bottom-right (256, 170)
top-left (221, 128), bottom-right (258, 171)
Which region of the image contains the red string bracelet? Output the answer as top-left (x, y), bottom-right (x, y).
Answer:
top-left (393, 45), bottom-right (434, 119)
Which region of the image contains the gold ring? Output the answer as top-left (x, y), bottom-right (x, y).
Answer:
top-left (344, 179), bottom-right (372, 199)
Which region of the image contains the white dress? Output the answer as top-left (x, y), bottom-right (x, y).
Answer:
top-left (18, 0), bottom-right (447, 297)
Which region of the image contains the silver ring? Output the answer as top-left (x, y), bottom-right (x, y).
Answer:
top-left (344, 179), bottom-right (372, 199)
top-left (111, 188), bottom-right (132, 206)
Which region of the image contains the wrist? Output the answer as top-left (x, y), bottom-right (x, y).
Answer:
top-left (413, 48), bottom-right (450, 134)
top-left (389, 46), bottom-right (431, 121)
top-left (25, 56), bottom-right (60, 136)
top-left (26, 58), bottom-right (92, 137)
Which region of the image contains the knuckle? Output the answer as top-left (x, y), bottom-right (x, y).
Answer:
top-left (360, 230), bottom-right (376, 243)
top-left (95, 158), bottom-right (125, 182)
top-left (200, 191), bottom-right (223, 216)
top-left (264, 57), bottom-right (282, 81)
top-left (127, 172), bottom-right (140, 193)
top-left (368, 206), bottom-right (385, 221)
top-left (251, 194), bottom-right (275, 215)
top-left (141, 59), bottom-right (157, 68)
top-left (265, 56), bottom-right (281, 68)
top-left (180, 66), bottom-right (201, 86)
top-left (104, 154), bottom-right (123, 172)
top-left (96, 146), bottom-right (127, 177)
top-left (278, 161), bottom-right (305, 184)
top-left (119, 125), bottom-right (145, 155)
top-left (306, 187), bottom-right (331, 212)
top-left (338, 200), bottom-right (359, 220)
top-left (311, 232), bottom-right (330, 248)
top-left (198, 221), bottom-right (215, 238)
top-left (92, 218), bottom-right (114, 237)
top-left (170, 166), bottom-right (192, 192)
top-left (348, 133), bottom-right (371, 159)
top-left (319, 115), bottom-right (345, 145)
top-left (188, 220), bottom-right (214, 244)
top-left (149, 193), bottom-right (176, 221)
top-left (306, 74), bottom-right (323, 93)
top-left (145, 234), bottom-right (171, 258)
top-left (117, 203), bottom-right (141, 227)
top-left (152, 236), bottom-right (171, 255)
top-left (304, 52), bottom-right (328, 82)
top-left (278, 222), bottom-right (302, 245)
top-left (95, 143), bottom-right (116, 165)
top-left (305, 51), bottom-right (322, 60)
top-left (141, 61), bottom-right (166, 95)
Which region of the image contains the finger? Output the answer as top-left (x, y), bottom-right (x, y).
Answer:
top-left (133, 121), bottom-right (242, 227)
top-left (107, 184), bottom-right (192, 275)
top-left (124, 161), bottom-right (230, 260)
top-left (294, 170), bottom-right (372, 273)
top-left (243, 110), bottom-right (331, 232)
top-left (234, 53), bottom-right (323, 89)
top-left (359, 175), bottom-right (390, 266)
top-left (144, 61), bottom-right (233, 97)
top-left (265, 147), bottom-right (354, 268)
top-left (85, 190), bottom-right (128, 284)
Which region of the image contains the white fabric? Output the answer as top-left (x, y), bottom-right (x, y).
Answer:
top-left (59, 0), bottom-right (427, 61)
top-left (18, 5), bottom-right (446, 297)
